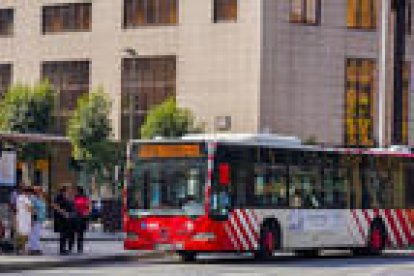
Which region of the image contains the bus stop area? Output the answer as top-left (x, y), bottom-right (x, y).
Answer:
top-left (0, 240), bottom-right (145, 273)
top-left (0, 216), bottom-right (132, 272)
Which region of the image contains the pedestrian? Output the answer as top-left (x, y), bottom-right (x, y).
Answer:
top-left (53, 185), bottom-right (75, 255)
top-left (8, 186), bottom-right (18, 240)
top-left (28, 186), bottom-right (46, 255)
top-left (15, 186), bottom-right (33, 255)
top-left (73, 186), bottom-right (91, 253)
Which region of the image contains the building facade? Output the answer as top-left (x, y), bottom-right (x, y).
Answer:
top-left (0, 0), bottom-right (413, 148)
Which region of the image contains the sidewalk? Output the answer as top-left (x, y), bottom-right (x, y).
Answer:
top-left (40, 226), bottom-right (124, 242)
top-left (0, 240), bottom-right (158, 272)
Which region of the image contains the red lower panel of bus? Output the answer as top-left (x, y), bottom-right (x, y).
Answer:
top-left (124, 209), bottom-right (414, 252)
top-left (124, 215), bottom-right (236, 252)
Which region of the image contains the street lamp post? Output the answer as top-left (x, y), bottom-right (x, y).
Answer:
top-left (129, 91), bottom-right (134, 140)
top-left (54, 88), bottom-right (61, 134)
top-left (122, 48), bottom-right (139, 140)
top-left (378, 0), bottom-right (407, 147)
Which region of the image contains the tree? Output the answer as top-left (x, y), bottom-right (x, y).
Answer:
top-left (67, 89), bottom-right (114, 182)
top-left (140, 97), bottom-right (202, 139)
top-left (304, 135), bottom-right (319, 145)
top-left (0, 82), bottom-right (55, 162)
top-left (0, 81), bottom-right (54, 134)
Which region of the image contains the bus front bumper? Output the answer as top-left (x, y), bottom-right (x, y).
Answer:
top-left (124, 239), bottom-right (224, 252)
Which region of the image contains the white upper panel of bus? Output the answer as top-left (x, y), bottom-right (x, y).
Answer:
top-left (181, 133), bottom-right (302, 147)
top-left (132, 133), bottom-right (413, 156)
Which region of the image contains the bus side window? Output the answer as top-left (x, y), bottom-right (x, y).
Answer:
top-left (143, 171), bottom-right (150, 209)
top-left (405, 165), bottom-right (414, 208)
top-left (232, 165), bottom-right (248, 207)
top-left (254, 166), bottom-right (265, 206)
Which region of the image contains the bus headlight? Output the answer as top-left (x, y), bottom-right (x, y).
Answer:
top-left (126, 232), bottom-right (139, 240)
top-left (192, 232), bottom-right (216, 241)
top-left (186, 221), bottom-right (194, 231)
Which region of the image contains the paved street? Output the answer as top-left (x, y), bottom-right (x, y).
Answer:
top-left (4, 251), bottom-right (414, 276)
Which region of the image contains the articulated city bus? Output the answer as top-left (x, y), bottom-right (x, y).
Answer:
top-left (124, 134), bottom-right (414, 261)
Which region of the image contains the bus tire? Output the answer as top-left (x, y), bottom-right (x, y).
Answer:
top-left (295, 249), bottom-right (319, 258)
top-left (367, 221), bottom-right (386, 255)
top-left (353, 221), bottom-right (386, 256)
top-left (178, 251), bottom-right (197, 262)
top-left (351, 247), bottom-right (366, 256)
top-left (255, 222), bottom-right (280, 259)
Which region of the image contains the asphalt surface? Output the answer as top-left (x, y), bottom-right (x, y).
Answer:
top-left (4, 251), bottom-right (414, 276)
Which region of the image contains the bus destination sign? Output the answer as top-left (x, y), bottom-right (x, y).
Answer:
top-left (138, 144), bottom-right (202, 158)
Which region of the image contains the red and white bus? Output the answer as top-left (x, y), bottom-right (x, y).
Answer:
top-left (124, 134), bottom-right (414, 261)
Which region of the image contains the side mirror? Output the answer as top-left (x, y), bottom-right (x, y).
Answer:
top-left (219, 163), bottom-right (230, 186)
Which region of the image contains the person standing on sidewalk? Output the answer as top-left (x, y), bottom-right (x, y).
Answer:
top-left (28, 186), bottom-right (46, 255)
top-left (15, 186), bottom-right (33, 254)
top-left (8, 186), bottom-right (18, 240)
top-left (53, 185), bottom-right (75, 255)
top-left (73, 186), bottom-right (91, 254)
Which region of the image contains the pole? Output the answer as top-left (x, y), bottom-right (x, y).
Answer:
top-left (379, 0), bottom-right (389, 148)
top-left (54, 88), bottom-right (61, 134)
top-left (392, 0), bottom-right (406, 144)
top-left (122, 49), bottom-right (139, 140)
top-left (129, 92), bottom-right (134, 140)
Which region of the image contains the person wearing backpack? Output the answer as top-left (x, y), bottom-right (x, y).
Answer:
top-left (73, 186), bottom-right (90, 253)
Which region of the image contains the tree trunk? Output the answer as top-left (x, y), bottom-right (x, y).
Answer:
top-left (21, 161), bottom-right (34, 186)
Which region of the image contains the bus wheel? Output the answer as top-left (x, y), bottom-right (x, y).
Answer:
top-left (367, 222), bottom-right (386, 255)
top-left (352, 222), bottom-right (386, 256)
top-left (351, 247), bottom-right (366, 256)
top-left (295, 249), bottom-right (319, 258)
top-left (255, 224), bottom-right (280, 259)
top-left (178, 251), bottom-right (197, 262)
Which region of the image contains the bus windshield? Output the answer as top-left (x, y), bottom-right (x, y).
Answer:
top-left (127, 157), bottom-right (207, 216)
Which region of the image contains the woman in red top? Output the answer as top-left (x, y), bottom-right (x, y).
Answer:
top-left (73, 186), bottom-right (91, 253)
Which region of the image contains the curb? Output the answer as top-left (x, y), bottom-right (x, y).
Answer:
top-left (40, 238), bottom-right (123, 242)
top-left (0, 251), bottom-right (166, 273)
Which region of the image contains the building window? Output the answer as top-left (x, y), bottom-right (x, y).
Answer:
top-left (42, 3), bottom-right (92, 34)
top-left (345, 58), bottom-right (376, 147)
top-left (347, 0), bottom-right (377, 29)
top-left (214, 0), bottom-right (237, 23)
top-left (121, 56), bottom-right (176, 139)
top-left (290, 0), bottom-right (321, 25)
top-left (0, 64), bottom-right (12, 98)
top-left (123, 0), bottom-right (178, 27)
top-left (41, 60), bottom-right (90, 134)
top-left (0, 9), bottom-right (13, 36)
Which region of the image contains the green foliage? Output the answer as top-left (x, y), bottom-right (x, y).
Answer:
top-left (67, 89), bottom-right (113, 173)
top-left (304, 135), bottom-right (319, 145)
top-left (0, 81), bottom-right (54, 133)
top-left (0, 82), bottom-right (55, 161)
top-left (140, 97), bottom-right (202, 139)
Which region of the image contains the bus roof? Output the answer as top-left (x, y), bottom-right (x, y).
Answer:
top-left (130, 134), bottom-right (414, 158)
top-left (131, 133), bottom-right (302, 147)
top-left (182, 133), bottom-right (302, 147)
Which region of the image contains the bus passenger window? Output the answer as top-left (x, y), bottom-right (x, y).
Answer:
top-left (405, 166), bottom-right (414, 208)
top-left (289, 165), bottom-right (320, 208)
top-left (252, 164), bottom-right (287, 208)
top-left (291, 190), bottom-right (303, 208)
